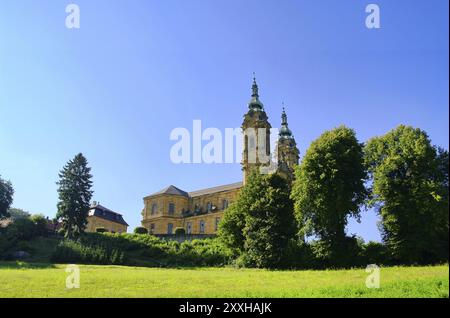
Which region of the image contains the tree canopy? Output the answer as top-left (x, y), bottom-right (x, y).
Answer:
top-left (291, 126), bottom-right (368, 242)
top-left (0, 175), bottom-right (14, 219)
top-left (7, 208), bottom-right (31, 220)
top-left (219, 171), bottom-right (296, 268)
top-left (365, 125), bottom-right (449, 264)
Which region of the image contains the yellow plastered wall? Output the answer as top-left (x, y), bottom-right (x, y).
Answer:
top-left (86, 216), bottom-right (127, 233)
top-left (141, 188), bottom-right (240, 235)
top-left (143, 195), bottom-right (189, 219)
top-left (142, 217), bottom-right (183, 235)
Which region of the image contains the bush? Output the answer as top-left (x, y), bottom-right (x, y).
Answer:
top-left (5, 218), bottom-right (36, 241)
top-left (51, 239), bottom-right (126, 265)
top-left (95, 227), bottom-right (107, 233)
top-left (50, 232), bottom-right (232, 267)
top-left (363, 241), bottom-right (389, 265)
top-left (309, 236), bottom-right (365, 269)
top-left (174, 227), bottom-right (185, 235)
top-left (31, 214), bottom-right (48, 237)
top-left (134, 227), bottom-right (148, 234)
top-left (284, 240), bottom-right (316, 269)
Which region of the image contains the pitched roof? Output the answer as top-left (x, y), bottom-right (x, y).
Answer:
top-left (147, 185), bottom-right (189, 198)
top-left (145, 182), bottom-right (243, 199)
top-left (88, 203), bottom-right (129, 226)
top-left (188, 182), bottom-right (243, 197)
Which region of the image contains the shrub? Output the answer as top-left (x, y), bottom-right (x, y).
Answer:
top-left (134, 227), bottom-right (148, 234)
top-left (47, 232), bottom-right (232, 267)
top-left (174, 227), bottom-right (185, 235)
top-left (51, 239), bottom-right (126, 265)
top-left (363, 241), bottom-right (389, 265)
top-left (5, 218), bottom-right (36, 241)
top-left (31, 214), bottom-right (48, 237)
top-left (95, 227), bottom-right (107, 233)
top-left (309, 236), bottom-right (365, 269)
top-left (284, 239), bottom-right (316, 269)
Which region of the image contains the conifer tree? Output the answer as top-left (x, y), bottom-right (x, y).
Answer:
top-left (56, 153), bottom-right (93, 239)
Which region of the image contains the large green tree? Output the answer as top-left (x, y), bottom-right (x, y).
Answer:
top-left (219, 172), bottom-right (296, 268)
top-left (7, 208), bottom-right (31, 220)
top-left (0, 175), bottom-right (14, 218)
top-left (291, 126), bottom-right (368, 242)
top-left (365, 125), bottom-right (449, 264)
top-left (56, 153), bottom-right (93, 239)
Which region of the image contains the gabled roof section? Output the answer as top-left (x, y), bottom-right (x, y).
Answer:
top-left (188, 182), bottom-right (243, 197)
top-left (146, 185), bottom-right (189, 198)
top-left (89, 203), bottom-right (128, 226)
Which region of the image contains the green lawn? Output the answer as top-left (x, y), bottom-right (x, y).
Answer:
top-left (0, 262), bottom-right (448, 298)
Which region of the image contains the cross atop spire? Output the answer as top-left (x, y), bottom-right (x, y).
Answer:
top-left (251, 72), bottom-right (259, 98)
top-left (281, 102), bottom-right (287, 125)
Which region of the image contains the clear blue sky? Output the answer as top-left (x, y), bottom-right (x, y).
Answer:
top-left (0, 0), bottom-right (448, 242)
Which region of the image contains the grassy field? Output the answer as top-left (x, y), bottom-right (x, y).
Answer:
top-left (0, 262), bottom-right (448, 298)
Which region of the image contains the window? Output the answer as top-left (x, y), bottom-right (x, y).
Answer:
top-left (206, 202), bottom-right (212, 212)
top-left (151, 203), bottom-right (157, 215)
top-left (167, 223), bottom-right (173, 234)
top-left (150, 223), bottom-right (155, 234)
top-left (199, 220), bottom-right (205, 234)
top-left (215, 217), bottom-right (221, 231)
top-left (222, 199), bottom-right (228, 210)
top-left (168, 203), bottom-right (175, 215)
top-left (187, 222), bottom-right (192, 234)
top-left (249, 136), bottom-right (255, 149)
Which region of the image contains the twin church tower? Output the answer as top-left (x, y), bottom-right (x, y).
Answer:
top-left (141, 77), bottom-right (300, 235)
top-left (242, 76), bottom-right (300, 183)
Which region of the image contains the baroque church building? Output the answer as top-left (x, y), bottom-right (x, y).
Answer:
top-left (141, 78), bottom-right (300, 235)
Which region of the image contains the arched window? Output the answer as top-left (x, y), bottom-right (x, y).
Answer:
top-left (206, 202), bottom-right (212, 212)
top-left (199, 220), bottom-right (205, 234)
top-left (187, 222), bottom-right (192, 234)
top-left (151, 203), bottom-right (157, 215)
top-left (167, 223), bottom-right (173, 234)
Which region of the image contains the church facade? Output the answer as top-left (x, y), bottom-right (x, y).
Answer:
top-left (141, 77), bottom-right (299, 235)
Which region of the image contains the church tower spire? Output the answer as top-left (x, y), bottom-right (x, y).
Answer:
top-left (276, 104), bottom-right (299, 182)
top-left (241, 74), bottom-right (272, 184)
top-left (279, 103), bottom-right (293, 138)
top-left (248, 73), bottom-right (264, 111)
